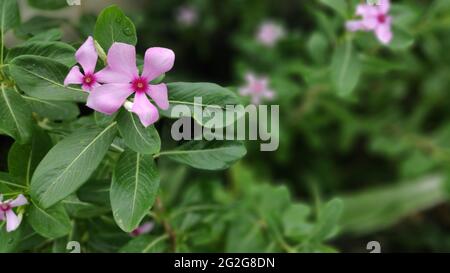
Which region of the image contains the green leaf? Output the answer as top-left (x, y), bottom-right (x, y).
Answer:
top-left (319, 0), bottom-right (348, 18)
top-left (30, 123), bottom-right (118, 208)
top-left (0, 0), bottom-right (20, 64)
top-left (24, 28), bottom-right (62, 44)
top-left (63, 195), bottom-right (110, 218)
top-left (23, 96), bottom-right (79, 120)
top-left (94, 5), bottom-right (137, 51)
top-left (14, 16), bottom-right (61, 38)
top-left (0, 172), bottom-right (24, 191)
top-left (162, 140), bottom-right (247, 170)
top-left (9, 55), bottom-right (87, 102)
top-left (331, 41), bottom-right (361, 96)
top-left (313, 198), bottom-right (343, 241)
top-left (8, 128), bottom-right (52, 186)
top-left (388, 27), bottom-right (414, 50)
top-left (27, 0), bottom-right (68, 10)
top-left (28, 203), bottom-right (72, 239)
top-left (0, 223), bottom-right (22, 253)
top-left (0, 85), bottom-right (32, 144)
top-left (282, 204), bottom-right (314, 240)
top-left (6, 41), bottom-right (76, 67)
top-left (162, 82), bottom-right (240, 128)
top-left (111, 150), bottom-right (160, 232)
top-left (117, 109), bottom-right (161, 155)
top-left (120, 235), bottom-right (169, 253)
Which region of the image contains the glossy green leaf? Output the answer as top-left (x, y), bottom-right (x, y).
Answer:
top-left (8, 128), bottom-right (52, 186)
top-left (111, 150), bottom-right (160, 232)
top-left (0, 223), bottom-right (22, 253)
top-left (94, 5), bottom-right (137, 51)
top-left (14, 16), bottom-right (61, 38)
top-left (117, 109), bottom-right (161, 155)
top-left (23, 96), bottom-right (79, 120)
top-left (30, 123), bottom-right (118, 208)
top-left (162, 82), bottom-right (240, 128)
top-left (162, 140), bottom-right (247, 170)
top-left (24, 28), bottom-right (62, 44)
top-left (10, 55), bottom-right (87, 102)
top-left (6, 41), bottom-right (76, 67)
top-left (331, 41), bottom-right (361, 96)
top-left (28, 203), bottom-right (72, 239)
top-left (0, 85), bottom-right (32, 144)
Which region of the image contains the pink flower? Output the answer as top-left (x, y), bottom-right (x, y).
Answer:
top-left (346, 0), bottom-right (392, 44)
top-left (0, 194), bottom-right (28, 232)
top-left (86, 43), bottom-right (175, 127)
top-left (177, 6), bottom-right (198, 27)
top-left (239, 73), bottom-right (275, 105)
top-left (130, 221), bottom-right (154, 237)
top-left (64, 36), bottom-right (102, 91)
top-left (256, 21), bottom-right (285, 47)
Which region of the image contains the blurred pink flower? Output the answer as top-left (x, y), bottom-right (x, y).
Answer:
top-left (346, 0), bottom-right (392, 44)
top-left (239, 73), bottom-right (275, 105)
top-left (177, 6), bottom-right (198, 27)
top-left (64, 36), bottom-right (102, 91)
top-left (256, 21), bottom-right (285, 47)
top-left (0, 194), bottom-right (28, 232)
top-left (130, 221), bottom-right (154, 237)
top-left (86, 42), bottom-right (175, 127)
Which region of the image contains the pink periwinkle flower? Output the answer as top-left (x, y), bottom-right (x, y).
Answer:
top-left (346, 0), bottom-right (392, 45)
top-left (86, 43), bottom-right (175, 127)
top-left (239, 73), bottom-right (275, 105)
top-left (177, 5), bottom-right (198, 27)
top-left (130, 221), bottom-right (154, 237)
top-left (0, 194), bottom-right (28, 232)
top-left (64, 36), bottom-right (102, 91)
top-left (256, 21), bottom-right (285, 47)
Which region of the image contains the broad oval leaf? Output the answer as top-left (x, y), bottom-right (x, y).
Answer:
top-left (28, 203), bottom-right (72, 239)
top-left (0, 86), bottom-right (32, 144)
top-left (9, 55), bottom-right (87, 102)
top-left (23, 96), bottom-right (79, 120)
top-left (117, 109), bottom-right (161, 155)
top-left (30, 123), bottom-right (118, 208)
top-left (111, 150), bottom-right (160, 232)
top-left (8, 128), bottom-right (52, 186)
top-left (94, 5), bottom-right (137, 51)
top-left (163, 140), bottom-right (247, 170)
top-left (6, 41), bottom-right (76, 67)
top-left (331, 41), bottom-right (361, 97)
top-left (162, 82), bottom-right (240, 128)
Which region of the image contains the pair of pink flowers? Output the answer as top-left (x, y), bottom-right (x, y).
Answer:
top-left (346, 0), bottom-right (392, 44)
top-left (64, 37), bottom-right (175, 127)
top-left (0, 194), bottom-right (28, 232)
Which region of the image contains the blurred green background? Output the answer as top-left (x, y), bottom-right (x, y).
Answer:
top-left (2, 0), bottom-right (450, 252)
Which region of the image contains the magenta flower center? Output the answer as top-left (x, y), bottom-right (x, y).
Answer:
top-left (253, 82), bottom-right (265, 93)
top-left (83, 73), bottom-right (96, 87)
top-left (377, 14), bottom-right (386, 24)
top-left (0, 203), bottom-right (11, 212)
top-left (132, 77), bottom-right (149, 93)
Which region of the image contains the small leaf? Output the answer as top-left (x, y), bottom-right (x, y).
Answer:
top-left (111, 150), bottom-right (160, 232)
top-left (28, 203), bottom-right (72, 239)
top-left (10, 55), bottom-right (87, 102)
top-left (0, 85), bottom-right (32, 144)
top-left (163, 140), bottom-right (247, 170)
top-left (30, 123), bottom-right (117, 208)
top-left (94, 5), bottom-right (137, 51)
top-left (117, 109), bottom-right (161, 155)
top-left (120, 235), bottom-right (169, 253)
top-left (331, 41), bottom-right (361, 96)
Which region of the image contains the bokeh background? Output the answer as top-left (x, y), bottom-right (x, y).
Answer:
top-left (2, 0), bottom-right (450, 252)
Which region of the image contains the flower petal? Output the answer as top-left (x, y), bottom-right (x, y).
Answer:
top-left (132, 92), bottom-right (159, 127)
top-left (86, 83), bottom-right (133, 115)
top-left (346, 20), bottom-right (365, 32)
top-left (9, 194), bottom-right (28, 208)
top-left (75, 36), bottom-right (98, 74)
top-left (378, 0), bottom-right (390, 14)
top-left (375, 23), bottom-right (392, 44)
top-left (356, 4), bottom-right (377, 17)
top-left (5, 210), bottom-right (21, 232)
top-left (147, 83), bottom-right (169, 110)
top-left (64, 66), bottom-right (84, 86)
top-left (142, 47), bottom-right (175, 81)
top-left (95, 67), bottom-right (132, 84)
top-left (105, 43), bottom-right (138, 82)
top-left (0, 212), bottom-right (5, 221)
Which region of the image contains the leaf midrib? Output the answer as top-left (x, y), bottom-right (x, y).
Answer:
top-left (1, 85), bottom-right (25, 140)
